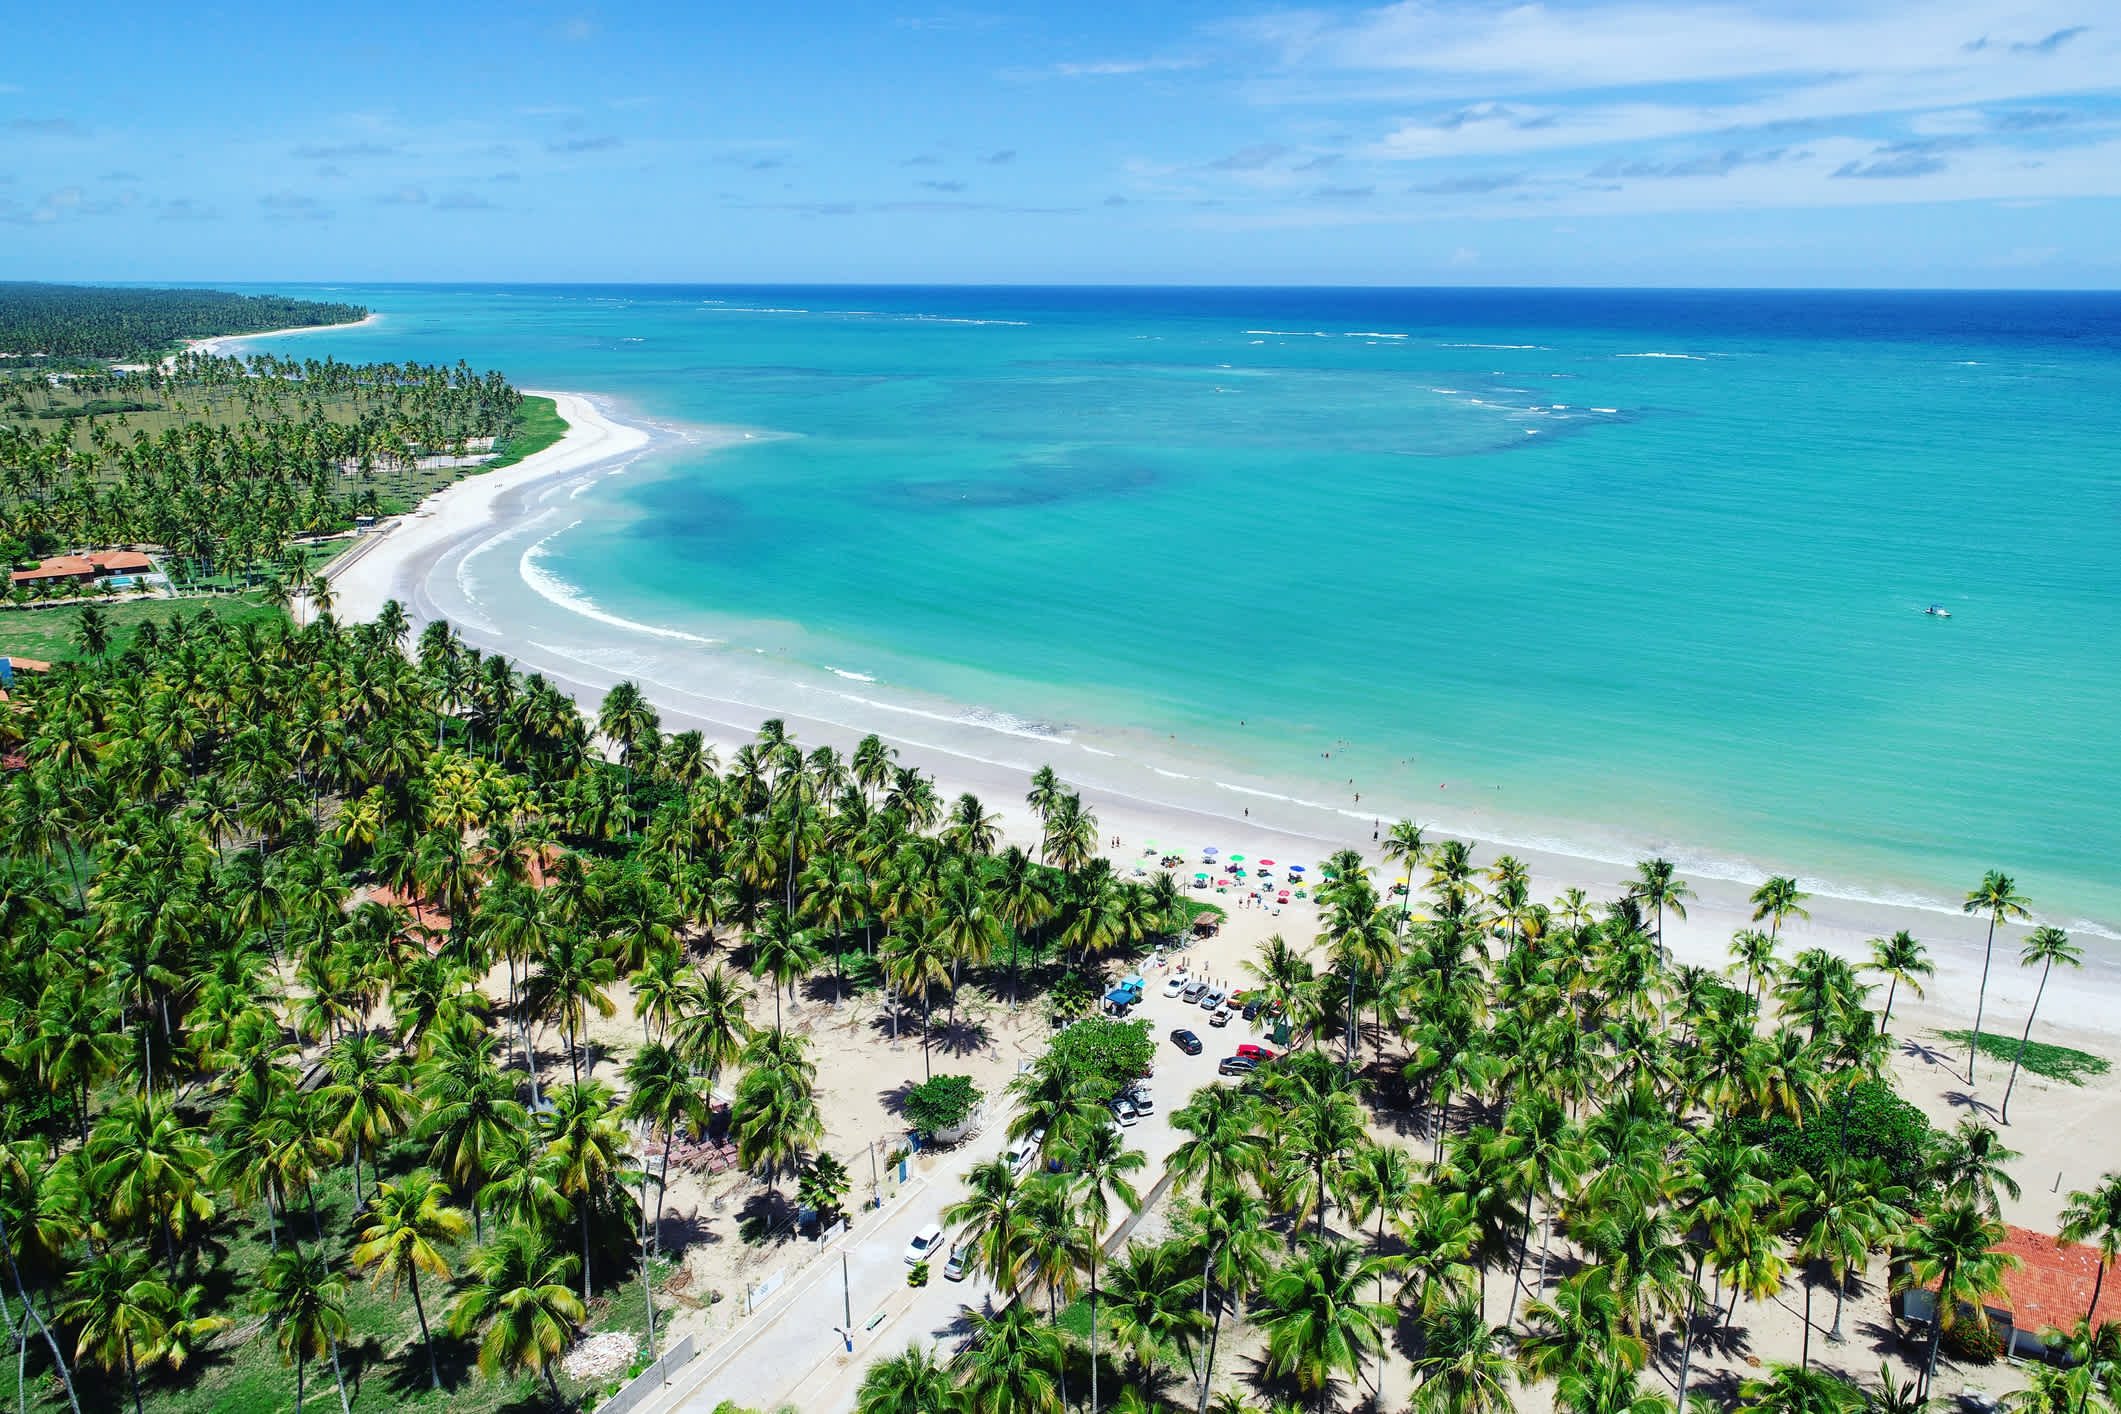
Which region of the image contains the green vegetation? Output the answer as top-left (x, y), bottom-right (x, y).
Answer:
top-left (2, 349), bottom-right (528, 584)
top-left (902, 1074), bottom-right (983, 1138)
top-left (1733, 1077), bottom-right (1941, 1195)
top-left (0, 592), bottom-right (283, 663)
top-left (482, 395), bottom-right (567, 471)
top-left (1938, 1028), bottom-right (2109, 1084)
top-left (1042, 1016), bottom-right (1154, 1100)
top-left (0, 283), bottom-right (365, 361)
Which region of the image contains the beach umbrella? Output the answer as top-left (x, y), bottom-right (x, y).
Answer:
top-left (1229, 854), bottom-right (1245, 863)
top-left (1195, 873), bottom-right (1210, 881)
top-left (1203, 846), bottom-right (1219, 857)
top-left (1259, 859), bottom-right (1276, 867)
top-left (1288, 864), bottom-right (1306, 874)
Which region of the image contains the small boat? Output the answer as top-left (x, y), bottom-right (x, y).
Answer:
top-left (1924, 605), bottom-right (1951, 618)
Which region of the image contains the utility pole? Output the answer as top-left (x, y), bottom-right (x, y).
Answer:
top-left (869, 1140), bottom-right (880, 1209)
top-left (840, 1253), bottom-right (853, 1353)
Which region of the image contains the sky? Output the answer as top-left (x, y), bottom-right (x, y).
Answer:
top-left (3, 1), bottom-right (2117, 287)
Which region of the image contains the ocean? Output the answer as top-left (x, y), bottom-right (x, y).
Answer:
top-left (225, 284), bottom-right (2121, 936)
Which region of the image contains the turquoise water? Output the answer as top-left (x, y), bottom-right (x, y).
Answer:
top-left (228, 285), bottom-right (2121, 932)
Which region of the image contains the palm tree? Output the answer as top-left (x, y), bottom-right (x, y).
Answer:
top-left (1259, 1237), bottom-right (1393, 1414)
top-left (882, 922), bottom-right (954, 1079)
top-left (1728, 930), bottom-right (1781, 1005)
top-left (623, 1042), bottom-right (708, 1256)
top-left (540, 1079), bottom-right (633, 1302)
top-left (2058, 1173), bottom-right (2121, 1326)
top-left (349, 1170), bottom-right (468, 1390)
top-left (956, 1302), bottom-right (1063, 1414)
top-left (1962, 870), bottom-right (2032, 1083)
top-left (2002, 925), bottom-right (2081, 1122)
top-left (1750, 876), bottom-right (1810, 941)
top-left (1166, 1085), bottom-right (1268, 1200)
top-left (748, 906), bottom-right (821, 1030)
top-left (855, 1341), bottom-right (954, 1414)
top-left (1409, 1294), bottom-right (1514, 1414)
top-left (317, 1032), bottom-right (416, 1204)
top-left (1891, 1199), bottom-right (2019, 1398)
top-left (250, 1248), bottom-right (353, 1414)
top-left (1178, 1181), bottom-right (1278, 1414)
top-left (1068, 1121), bottom-right (1146, 1414)
top-left (1016, 1178), bottom-right (1091, 1412)
top-left (1557, 1357), bottom-right (1674, 1414)
top-left (1863, 931), bottom-right (1932, 1031)
top-left (1930, 1119), bottom-right (2023, 1219)
top-left (448, 1226), bottom-right (586, 1411)
top-left (60, 1250), bottom-right (172, 1414)
top-left (1629, 857), bottom-right (1694, 961)
top-left (1779, 1156), bottom-right (1908, 1362)
top-left (1380, 819), bottom-right (1427, 929)
top-left (1101, 1237), bottom-right (1207, 1391)
top-left (943, 1158), bottom-right (1028, 1294)
top-left (670, 962), bottom-right (754, 1084)
top-left (1737, 1363), bottom-right (1865, 1414)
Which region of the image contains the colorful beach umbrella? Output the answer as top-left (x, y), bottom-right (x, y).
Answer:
top-left (1203, 846), bottom-right (1219, 856)
top-left (1229, 854), bottom-right (1245, 863)
top-left (1259, 859), bottom-right (1276, 867)
top-left (1288, 864), bottom-right (1306, 873)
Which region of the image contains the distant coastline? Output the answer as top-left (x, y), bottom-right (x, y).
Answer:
top-left (185, 310), bottom-right (381, 357)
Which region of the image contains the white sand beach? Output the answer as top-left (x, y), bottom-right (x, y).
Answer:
top-left (184, 310), bottom-right (382, 357)
top-left (325, 390), bottom-right (649, 625)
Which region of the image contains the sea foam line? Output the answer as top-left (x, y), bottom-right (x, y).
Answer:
top-left (520, 524), bottom-right (716, 645)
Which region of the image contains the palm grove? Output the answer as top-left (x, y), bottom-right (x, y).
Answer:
top-left (0, 575), bottom-right (1217, 1414)
top-left (856, 840), bottom-right (2119, 1414)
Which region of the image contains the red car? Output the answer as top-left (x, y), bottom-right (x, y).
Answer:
top-left (1236, 1043), bottom-right (1278, 1061)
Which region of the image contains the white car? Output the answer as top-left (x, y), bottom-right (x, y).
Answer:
top-left (1163, 973), bottom-right (1189, 998)
top-left (1128, 1084), bottom-right (1154, 1114)
top-left (905, 1223), bottom-right (945, 1265)
top-left (1005, 1127), bottom-right (1046, 1174)
top-left (1108, 1096), bottom-right (1140, 1127)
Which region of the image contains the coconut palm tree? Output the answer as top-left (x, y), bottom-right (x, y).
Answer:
top-left (1930, 1120), bottom-right (2022, 1219)
top-left (1863, 931), bottom-right (1932, 1031)
top-left (2002, 925), bottom-right (2081, 1122)
top-left (1101, 1237), bottom-right (1207, 1391)
top-left (956, 1302), bottom-right (1063, 1414)
top-left (60, 1250), bottom-right (172, 1414)
top-left (943, 1158), bottom-right (1029, 1295)
top-left (447, 1225), bottom-right (585, 1411)
top-left (882, 922), bottom-right (954, 1080)
top-left (1778, 1155), bottom-right (1909, 1362)
top-left (1178, 1181), bottom-right (1278, 1414)
top-left (2058, 1173), bottom-right (2121, 1326)
top-left (349, 1170), bottom-right (468, 1390)
top-left (1628, 857), bottom-right (1694, 961)
top-left (670, 962), bottom-right (754, 1084)
top-left (1165, 1085), bottom-right (1268, 1200)
top-left (623, 1042), bottom-right (708, 1256)
top-left (1891, 1199), bottom-right (2019, 1398)
top-left (1962, 871), bottom-right (2032, 1083)
top-left (1750, 877), bottom-right (1810, 941)
top-left (540, 1079), bottom-right (634, 1302)
top-left (1259, 1236), bottom-right (1394, 1414)
top-left (1067, 1121), bottom-right (1145, 1414)
top-left (1410, 1294), bottom-right (1515, 1414)
top-left (250, 1248), bottom-right (352, 1414)
top-left (1016, 1178), bottom-right (1091, 1411)
top-left (854, 1341), bottom-right (954, 1414)
top-left (1737, 1364), bottom-right (1865, 1414)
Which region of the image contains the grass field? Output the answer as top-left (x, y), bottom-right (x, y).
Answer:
top-left (483, 395), bottom-right (567, 471)
top-left (0, 593), bottom-right (284, 663)
top-left (22, 1139), bottom-right (667, 1414)
top-left (1938, 1028), bottom-right (2111, 1084)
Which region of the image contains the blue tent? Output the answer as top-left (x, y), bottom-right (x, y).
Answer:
top-left (1105, 987), bottom-right (1137, 1004)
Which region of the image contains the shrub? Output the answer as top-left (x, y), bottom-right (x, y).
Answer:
top-left (1043, 1015), bottom-right (1155, 1100)
top-left (1944, 1317), bottom-right (2003, 1365)
top-left (1733, 1078), bottom-right (1940, 1196)
top-left (903, 1073), bottom-right (983, 1138)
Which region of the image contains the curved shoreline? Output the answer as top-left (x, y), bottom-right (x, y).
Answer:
top-left (184, 311), bottom-right (382, 358)
top-left (339, 390), bottom-right (2121, 1040)
top-left (326, 390), bottom-right (650, 626)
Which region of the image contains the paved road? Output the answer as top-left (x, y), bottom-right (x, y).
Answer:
top-left (675, 963), bottom-right (1264, 1414)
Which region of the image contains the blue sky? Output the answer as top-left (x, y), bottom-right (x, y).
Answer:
top-left (3, 1), bottom-right (2116, 286)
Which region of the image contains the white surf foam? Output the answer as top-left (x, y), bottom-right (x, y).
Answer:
top-left (519, 524), bottom-right (716, 645)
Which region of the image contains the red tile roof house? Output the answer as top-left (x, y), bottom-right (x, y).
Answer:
top-left (9, 555), bottom-right (96, 585)
top-left (1900, 1224), bottom-right (2116, 1360)
top-left (87, 550), bottom-right (154, 574)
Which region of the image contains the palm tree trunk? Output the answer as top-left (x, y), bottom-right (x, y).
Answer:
top-left (294, 1352), bottom-right (306, 1414)
top-left (1969, 914), bottom-right (1998, 1083)
top-left (582, 1202), bottom-right (594, 1303)
top-left (1883, 977), bottom-right (1899, 1031)
top-left (124, 1337), bottom-right (144, 1414)
top-left (409, 1266), bottom-right (442, 1390)
top-left (2086, 1258), bottom-right (2107, 1327)
top-left (921, 994), bottom-right (932, 1080)
top-left (1802, 1273), bottom-right (1813, 1368)
top-left (0, 1212), bottom-right (77, 1414)
top-left (2002, 958), bottom-right (2054, 1124)
top-left (1675, 1257), bottom-right (1702, 1414)
top-left (1090, 1246), bottom-right (1101, 1414)
top-left (656, 1131), bottom-right (675, 1254)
